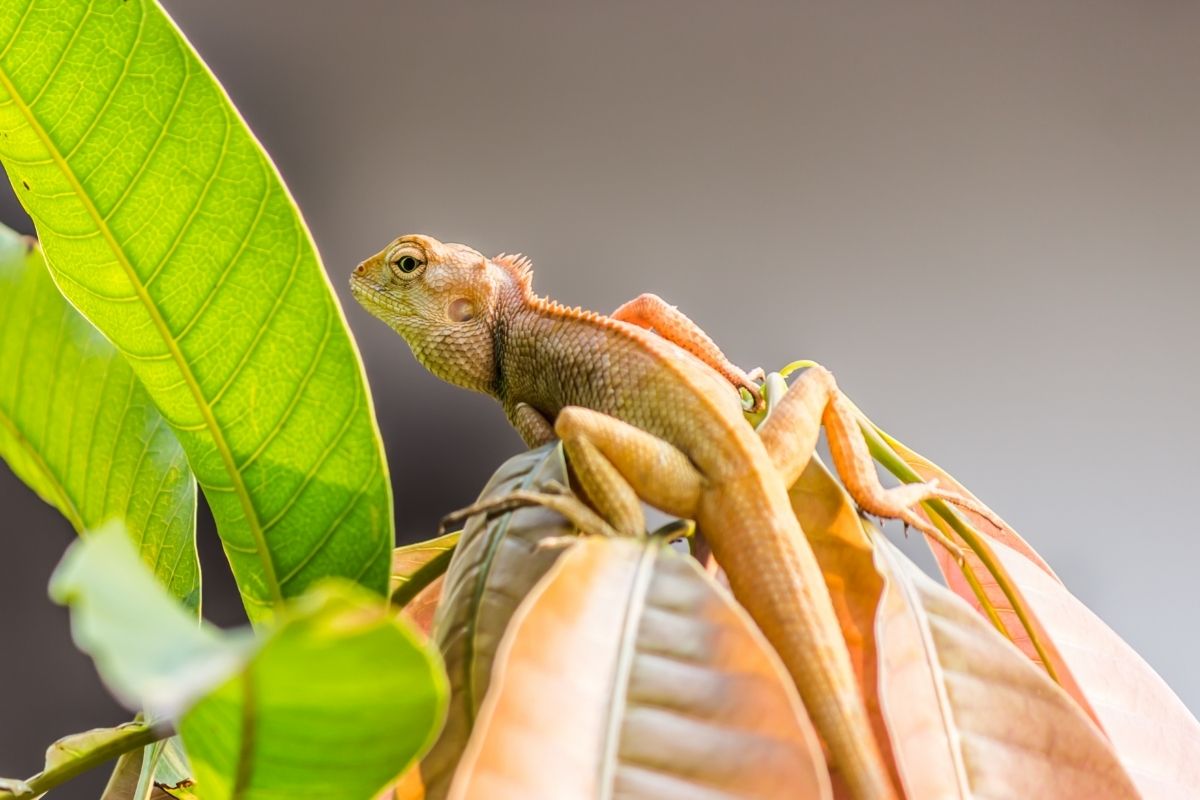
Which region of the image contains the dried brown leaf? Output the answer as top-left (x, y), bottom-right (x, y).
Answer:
top-left (449, 537), bottom-right (831, 800)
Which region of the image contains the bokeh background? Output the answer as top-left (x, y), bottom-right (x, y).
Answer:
top-left (2, 2), bottom-right (1197, 794)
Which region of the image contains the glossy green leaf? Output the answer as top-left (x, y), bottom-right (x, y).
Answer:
top-left (181, 585), bottom-right (446, 800)
top-left (52, 523), bottom-right (448, 800)
top-left (0, 0), bottom-right (392, 620)
top-left (0, 223), bottom-right (197, 607)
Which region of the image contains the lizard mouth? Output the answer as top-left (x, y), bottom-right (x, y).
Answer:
top-left (349, 276), bottom-right (406, 324)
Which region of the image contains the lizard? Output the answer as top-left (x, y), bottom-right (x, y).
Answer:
top-left (351, 234), bottom-right (988, 800)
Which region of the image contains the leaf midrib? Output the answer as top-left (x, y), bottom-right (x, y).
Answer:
top-left (0, 45), bottom-right (283, 606)
top-left (597, 543), bottom-right (657, 798)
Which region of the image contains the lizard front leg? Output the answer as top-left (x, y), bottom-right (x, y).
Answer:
top-left (553, 405), bottom-right (705, 536)
top-left (506, 401), bottom-right (556, 448)
top-left (611, 293), bottom-right (764, 410)
top-left (441, 405), bottom-right (703, 541)
top-left (758, 364), bottom-right (994, 556)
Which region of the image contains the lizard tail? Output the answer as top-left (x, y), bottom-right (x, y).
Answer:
top-left (705, 484), bottom-right (900, 800)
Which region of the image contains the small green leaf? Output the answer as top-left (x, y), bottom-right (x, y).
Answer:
top-left (52, 523), bottom-right (448, 800)
top-left (181, 585), bottom-right (446, 800)
top-left (0, 224), bottom-right (197, 608)
top-left (49, 521), bottom-right (248, 718)
top-left (0, 0), bottom-right (392, 620)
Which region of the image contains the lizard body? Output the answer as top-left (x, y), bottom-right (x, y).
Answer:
top-left (352, 235), bottom-right (913, 799)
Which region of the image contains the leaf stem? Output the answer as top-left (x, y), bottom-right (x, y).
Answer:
top-left (11, 724), bottom-right (170, 799)
top-left (857, 419), bottom-right (1061, 685)
top-left (390, 545), bottom-right (456, 609)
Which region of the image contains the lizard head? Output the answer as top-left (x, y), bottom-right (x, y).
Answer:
top-left (350, 233), bottom-right (528, 394)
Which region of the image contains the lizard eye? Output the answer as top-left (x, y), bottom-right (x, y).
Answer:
top-left (395, 255), bottom-right (422, 274)
top-left (387, 246), bottom-right (426, 280)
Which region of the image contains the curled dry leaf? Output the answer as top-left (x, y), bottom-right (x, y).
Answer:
top-left (420, 444), bottom-right (578, 798)
top-left (449, 537), bottom-right (831, 800)
top-left (888, 436), bottom-right (1200, 798)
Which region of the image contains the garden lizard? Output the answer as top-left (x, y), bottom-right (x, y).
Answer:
top-left (352, 235), bottom-right (983, 799)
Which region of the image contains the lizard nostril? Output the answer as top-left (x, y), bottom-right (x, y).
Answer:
top-left (353, 262), bottom-right (366, 276)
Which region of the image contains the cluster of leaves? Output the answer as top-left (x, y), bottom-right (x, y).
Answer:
top-left (0, 0), bottom-right (442, 795)
top-left (2, 2), bottom-right (1199, 799)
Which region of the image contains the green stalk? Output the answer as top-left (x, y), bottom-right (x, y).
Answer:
top-left (390, 545), bottom-right (457, 609)
top-left (857, 419), bottom-right (1061, 685)
top-left (9, 724), bottom-right (170, 800)
top-left (766, 361), bottom-right (1060, 685)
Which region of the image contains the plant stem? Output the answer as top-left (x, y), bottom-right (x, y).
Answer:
top-left (390, 545), bottom-right (456, 609)
top-left (13, 723), bottom-right (171, 799)
top-left (858, 420), bottom-right (1061, 685)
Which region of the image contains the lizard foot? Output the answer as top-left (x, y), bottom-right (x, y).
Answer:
top-left (439, 485), bottom-right (623, 539)
top-left (738, 375), bottom-right (766, 413)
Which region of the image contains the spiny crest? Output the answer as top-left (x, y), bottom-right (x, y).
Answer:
top-left (533, 296), bottom-right (628, 333)
top-left (491, 252), bottom-right (534, 292)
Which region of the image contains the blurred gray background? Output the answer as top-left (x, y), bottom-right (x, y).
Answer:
top-left (2, 1), bottom-right (1197, 794)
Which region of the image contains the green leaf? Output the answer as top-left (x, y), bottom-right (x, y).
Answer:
top-left (0, 0), bottom-right (392, 620)
top-left (49, 521), bottom-right (249, 718)
top-left (0, 223), bottom-right (198, 607)
top-left (52, 523), bottom-right (448, 800)
top-left (181, 585), bottom-right (446, 800)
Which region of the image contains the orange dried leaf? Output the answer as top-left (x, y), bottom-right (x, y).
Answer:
top-left (886, 435), bottom-right (1200, 798)
top-left (786, 456), bottom-right (900, 792)
top-left (872, 533), bottom-right (1140, 798)
top-left (449, 537), bottom-right (832, 800)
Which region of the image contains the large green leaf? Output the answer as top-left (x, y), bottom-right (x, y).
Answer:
top-left (0, 223), bottom-right (197, 607)
top-left (0, 0), bottom-right (392, 619)
top-left (51, 523), bottom-right (448, 800)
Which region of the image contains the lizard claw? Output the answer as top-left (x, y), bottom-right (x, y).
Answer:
top-left (739, 380), bottom-right (765, 413)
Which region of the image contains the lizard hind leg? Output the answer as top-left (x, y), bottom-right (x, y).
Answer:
top-left (554, 406), bottom-right (705, 538)
top-left (759, 364), bottom-right (999, 552)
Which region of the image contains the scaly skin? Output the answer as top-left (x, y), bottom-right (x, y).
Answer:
top-left (351, 235), bottom-right (898, 799)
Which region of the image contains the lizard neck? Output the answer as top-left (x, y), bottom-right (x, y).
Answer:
top-left (490, 278), bottom-right (541, 406)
